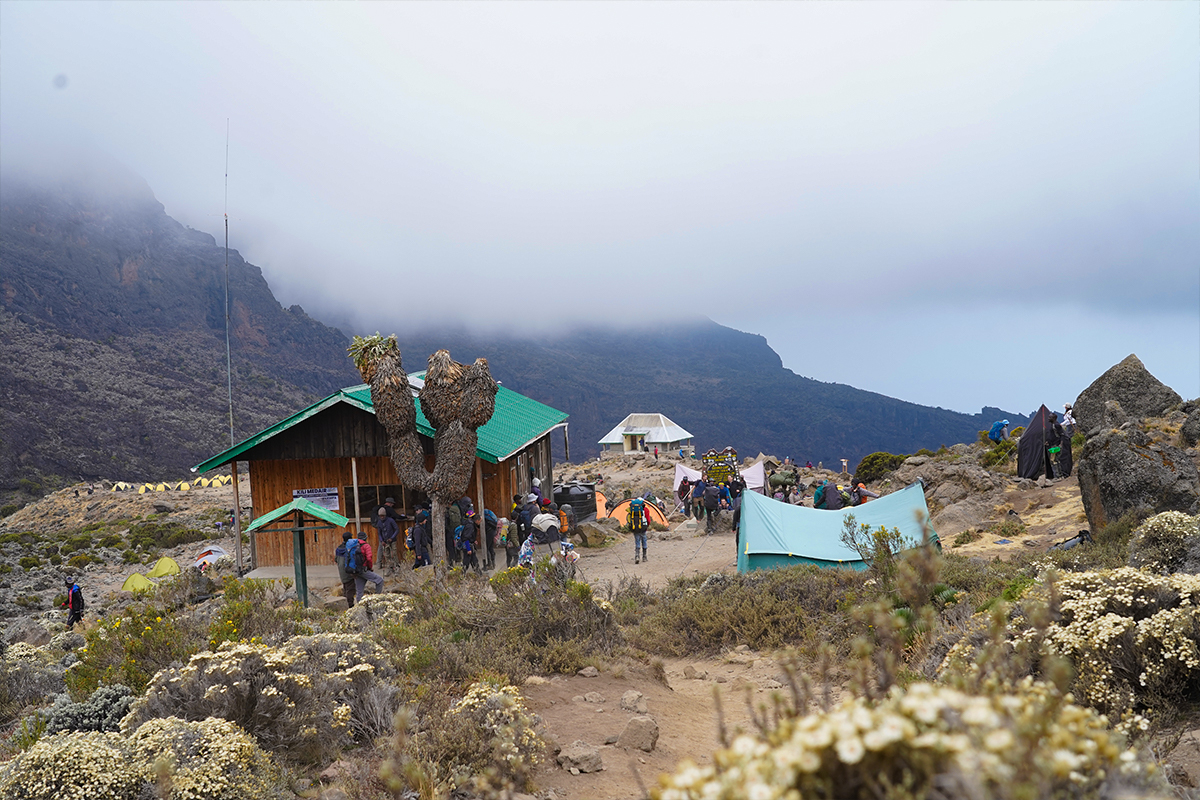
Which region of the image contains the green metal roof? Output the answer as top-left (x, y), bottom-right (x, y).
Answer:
top-left (192, 376), bottom-right (568, 473)
top-left (245, 498), bottom-right (350, 532)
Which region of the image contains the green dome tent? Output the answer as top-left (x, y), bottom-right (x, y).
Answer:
top-left (121, 573), bottom-right (154, 592)
top-left (146, 557), bottom-right (181, 578)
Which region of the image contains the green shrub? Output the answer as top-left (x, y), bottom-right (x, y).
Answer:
top-left (14, 594), bottom-right (42, 609)
top-left (98, 534), bottom-right (123, 549)
top-left (1011, 425), bottom-right (1025, 438)
top-left (952, 530), bottom-right (981, 547)
top-left (0, 643), bottom-right (64, 729)
top-left (0, 563), bottom-right (11, 574)
top-left (49, 555), bottom-right (61, 566)
top-left (980, 439), bottom-right (1017, 468)
top-left (127, 521), bottom-right (210, 552)
top-left (0, 504), bottom-right (17, 518)
top-left (42, 544), bottom-right (59, 557)
top-left (18, 556), bottom-right (41, 570)
top-left (207, 576), bottom-right (315, 648)
top-left (121, 548), bottom-right (140, 564)
top-left (45, 684), bottom-right (134, 734)
top-left (65, 605), bottom-right (206, 698)
top-left (66, 554), bottom-right (93, 569)
top-left (630, 565), bottom-right (864, 656)
top-left (17, 478), bottom-right (42, 496)
top-left (853, 452), bottom-right (906, 485)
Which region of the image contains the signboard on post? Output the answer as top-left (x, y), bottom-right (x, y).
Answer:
top-left (702, 447), bottom-right (739, 484)
top-left (292, 487), bottom-right (340, 511)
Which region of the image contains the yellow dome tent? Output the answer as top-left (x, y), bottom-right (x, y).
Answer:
top-left (146, 557), bottom-right (181, 578)
top-left (121, 573), bottom-right (154, 592)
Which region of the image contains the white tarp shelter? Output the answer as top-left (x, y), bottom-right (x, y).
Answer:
top-left (672, 461), bottom-right (766, 492)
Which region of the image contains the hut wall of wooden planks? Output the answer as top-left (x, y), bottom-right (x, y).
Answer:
top-left (193, 381), bottom-right (567, 569)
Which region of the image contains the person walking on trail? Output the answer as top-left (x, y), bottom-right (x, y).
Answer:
top-left (628, 496), bottom-right (650, 563)
top-left (62, 578), bottom-right (85, 629)
top-left (445, 499), bottom-right (463, 567)
top-left (988, 420), bottom-right (1010, 444)
top-left (337, 531), bottom-right (382, 604)
top-left (482, 509), bottom-right (499, 571)
top-left (373, 508), bottom-right (399, 571)
top-left (702, 481), bottom-right (722, 533)
top-left (653, 446), bottom-right (658, 461)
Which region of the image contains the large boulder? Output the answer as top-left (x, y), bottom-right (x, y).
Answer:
top-left (1181, 408), bottom-right (1200, 448)
top-left (1074, 355), bottom-right (1182, 435)
top-left (557, 740), bottom-right (604, 773)
top-left (617, 716), bottom-right (659, 752)
top-left (3, 618), bottom-right (51, 647)
top-left (1077, 426), bottom-right (1200, 531)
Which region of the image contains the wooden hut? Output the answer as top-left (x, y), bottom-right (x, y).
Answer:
top-left (191, 375), bottom-right (568, 568)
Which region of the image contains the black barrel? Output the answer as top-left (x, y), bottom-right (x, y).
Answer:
top-left (553, 482), bottom-right (597, 520)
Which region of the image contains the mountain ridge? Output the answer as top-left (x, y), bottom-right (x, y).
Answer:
top-left (0, 164), bottom-right (1026, 508)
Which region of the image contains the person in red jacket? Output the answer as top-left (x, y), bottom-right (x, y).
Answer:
top-left (63, 578), bottom-right (85, 629)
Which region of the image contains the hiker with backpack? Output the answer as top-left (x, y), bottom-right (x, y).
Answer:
top-left (557, 503), bottom-right (576, 541)
top-left (482, 509), bottom-right (499, 570)
top-left (62, 578), bottom-right (85, 629)
top-left (850, 483), bottom-right (880, 505)
top-left (336, 530), bottom-right (384, 605)
top-left (409, 510), bottom-right (431, 569)
top-left (702, 480), bottom-right (723, 533)
top-left (335, 532), bottom-right (359, 608)
top-left (988, 420), bottom-right (1010, 444)
top-left (677, 477), bottom-right (692, 517)
top-left (628, 496), bottom-right (650, 563)
top-left (455, 507), bottom-right (483, 574)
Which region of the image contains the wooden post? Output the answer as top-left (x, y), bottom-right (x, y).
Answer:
top-left (563, 423), bottom-right (570, 463)
top-left (292, 509), bottom-right (309, 608)
top-left (351, 457), bottom-right (362, 537)
top-left (231, 461), bottom-right (244, 574)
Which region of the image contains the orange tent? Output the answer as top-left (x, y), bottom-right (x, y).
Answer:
top-left (594, 491), bottom-right (610, 519)
top-left (607, 498), bottom-right (668, 528)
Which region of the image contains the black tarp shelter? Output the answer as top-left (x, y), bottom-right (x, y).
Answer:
top-left (1017, 405), bottom-right (1069, 479)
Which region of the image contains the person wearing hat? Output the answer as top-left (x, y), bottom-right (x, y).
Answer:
top-left (410, 509), bottom-right (431, 569)
top-left (850, 483), bottom-right (880, 506)
top-left (374, 507), bottom-right (400, 571)
top-left (334, 532), bottom-right (359, 609)
top-left (62, 577), bottom-right (85, 629)
top-left (987, 419), bottom-right (1010, 444)
top-left (1062, 404), bottom-right (1076, 437)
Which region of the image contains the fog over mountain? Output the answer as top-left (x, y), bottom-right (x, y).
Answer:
top-left (1, 1), bottom-right (1196, 418)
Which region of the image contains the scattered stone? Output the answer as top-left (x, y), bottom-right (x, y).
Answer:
top-left (577, 665), bottom-right (600, 678)
top-left (762, 679), bottom-right (783, 690)
top-left (714, 675), bottom-right (728, 683)
top-left (584, 691), bottom-right (605, 703)
top-left (3, 618), bottom-right (50, 647)
top-left (1074, 354), bottom-right (1182, 434)
top-left (572, 695), bottom-right (586, 704)
top-left (604, 734), bottom-right (619, 745)
top-left (620, 690), bottom-right (648, 713)
top-left (682, 664), bottom-right (699, 679)
top-left (617, 716), bottom-right (659, 752)
top-left (320, 760), bottom-right (354, 782)
top-left (557, 740), bottom-right (604, 773)
top-left (735, 644), bottom-right (750, 653)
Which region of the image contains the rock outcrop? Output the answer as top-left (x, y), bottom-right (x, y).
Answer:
top-left (1077, 426), bottom-right (1200, 531)
top-left (1181, 408), bottom-right (1200, 449)
top-left (1073, 355), bottom-right (1182, 434)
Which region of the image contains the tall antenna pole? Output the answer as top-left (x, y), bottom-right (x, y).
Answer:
top-left (224, 119), bottom-right (245, 576)
top-left (224, 119), bottom-right (234, 446)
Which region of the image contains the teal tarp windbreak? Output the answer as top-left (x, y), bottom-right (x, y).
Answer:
top-left (737, 482), bottom-right (935, 573)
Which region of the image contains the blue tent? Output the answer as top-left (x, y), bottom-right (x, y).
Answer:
top-left (737, 482), bottom-right (936, 573)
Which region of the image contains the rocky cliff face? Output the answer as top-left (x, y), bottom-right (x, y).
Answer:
top-left (0, 167), bottom-right (360, 503)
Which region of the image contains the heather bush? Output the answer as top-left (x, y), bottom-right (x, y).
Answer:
top-left (335, 591), bottom-right (413, 633)
top-left (942, 567), bottom-right (1200, 722)
top-left (0, 641), bottom-right (64, 729)
top-left (127, 716), bottom-right (286, 800)
top-left (122, 633), bottom-right (395, 763)
top-left (380, 679), bottom-right (544, 797)
top-left (0, 731), bottom-right (141, 800)
top-left (45, 684), bottom-right (133, 734)
top-left (853, 452), bottom-right (906, 485)
top-left (654, 678), bottom-right (1147, 800)
top-left (1127, 511), bottom-right (1200, 574)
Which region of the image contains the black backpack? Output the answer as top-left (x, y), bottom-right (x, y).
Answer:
top-left (703, 484), bottom-right (721, 508)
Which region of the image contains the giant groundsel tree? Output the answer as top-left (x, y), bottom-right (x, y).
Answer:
top-left (349, 334), bottom-right (498, 571)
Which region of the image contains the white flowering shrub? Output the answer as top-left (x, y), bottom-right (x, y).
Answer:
top-left (0, 731), bottom-right (141, 800)
top-left (121, 633), bottom-right (395, 762)
top-left (127, 716), bottom-right (285, 800)
top-left (1128, 511), bottom-right (1200, 574)
top-left (335, 592), bottom-right (412, 633)
top-left (0, 719), bottom-right (286, 800)
top-left (449, 681), bottom-right (544, 778)
top-left (654, 680), bottom-right (1143, 800)
top-left (0, 640), bottom-right (64, 728)
top-left (941, 568), bottom-right (1200, 720)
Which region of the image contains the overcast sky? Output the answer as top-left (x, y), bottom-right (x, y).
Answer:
top-left (2, 1), bottom-right (1197, 415)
